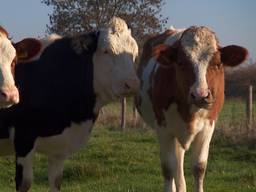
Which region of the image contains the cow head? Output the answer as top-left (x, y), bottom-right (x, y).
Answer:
top-left (155, 26), bottom-right (248, 109)
top-left (93, 17), bottom-right (140, 103)
top-left (0, 26), bottom-right (19, 108)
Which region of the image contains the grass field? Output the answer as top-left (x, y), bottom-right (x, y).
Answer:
top-left (0, 99), bottom-right (255, 191)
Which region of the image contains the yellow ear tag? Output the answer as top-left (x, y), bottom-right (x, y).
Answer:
top-left (17, 52), bottom-right (28, 60)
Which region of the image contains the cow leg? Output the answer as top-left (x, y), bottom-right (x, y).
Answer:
top-left (156, 127), bottom-right (186, 192)
top-left (156, 127), bottom-right (176, 192)
top-left (48, 155), bottom-right (66, 192)
top-left (15, 150), bottom-right (34, 192)
top-left (191, 122), bottom-right (215, 192)
top-left (174, 139), bottom-right (186, 192)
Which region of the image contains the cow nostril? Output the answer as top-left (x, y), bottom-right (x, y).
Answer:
top-left (191, 93), bottom-right (196, 100)
top-left (0, 91), bottom-right (7, 98)
top-left (204, 90), bottom-right (212, 99)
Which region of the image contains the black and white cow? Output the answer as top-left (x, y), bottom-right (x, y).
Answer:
top-left (0, 17), bottom-right (139, 192)
top-left (0, 26), bottom-right (19, 107)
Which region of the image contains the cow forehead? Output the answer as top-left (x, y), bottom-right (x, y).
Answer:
top-left (180, 27), bottom-right (218, 65)
top-left (100, 31), bottom-right (138, 57)
top-left (0, 35), bottom-right (16, 64)
top-left (0, 27), bottom-right (15, 61)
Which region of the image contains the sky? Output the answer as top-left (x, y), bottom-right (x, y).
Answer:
top-left (0, 0), bottom-right (255, 61)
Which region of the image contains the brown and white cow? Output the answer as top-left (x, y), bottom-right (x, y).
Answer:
top-left (136, 26), bottom-right (248, 192)
top-left (0, 26), bottom-right (19, 107)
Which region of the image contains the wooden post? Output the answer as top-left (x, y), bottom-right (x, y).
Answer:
top-left (121, 97), bottom-right (126, 131)
top-left (246, 84), bottom-right (253, 136)
top-left (132, 98), bottom-right (138, 127)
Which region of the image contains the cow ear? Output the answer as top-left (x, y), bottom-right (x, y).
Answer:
top-left (153, 44), bottom-right (177, 68)
top-left (14, 38), bottom-right (42, 62)
top-left (220, 45), bottom-right (248, 67)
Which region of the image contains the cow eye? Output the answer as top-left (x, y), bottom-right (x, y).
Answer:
top-left (177, 62), bottom-right (185, 69)
top-left (215, 63), bottom-right (222, 69)
top-left (209, 63), bottom-right (222, 70)
top-left (177, 62), bottom-right (183, 66)
top-left (104, 50), bottom-right (109, 54)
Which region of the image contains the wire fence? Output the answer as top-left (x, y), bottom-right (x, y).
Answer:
top-left (96, 82), bottom-right (256, 144)
top-left (222, 65), bottom-right (256, 143)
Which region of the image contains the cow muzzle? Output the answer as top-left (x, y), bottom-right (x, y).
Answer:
top-left (190, 88), bottom-right (214, 109)
top-left (0, 86), bottom-right (19, 108)
top-left (122, 78), bottom-right (140, 96)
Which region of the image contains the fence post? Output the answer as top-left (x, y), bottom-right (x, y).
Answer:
top-left (246, 84), bottom-right (253, 136)
top-left (132, 98), bottom-right (138, 127)
top-left (121, 97), bottom-right (126, 131)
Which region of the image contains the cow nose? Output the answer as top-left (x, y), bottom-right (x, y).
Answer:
top-left (0, 86), bottom-right (20, 104)
top-left (191, 88), bottom-right (211, 101)
top-left (0, 91), bottom-right (7, 98)
top-left (123, 78), bottom-right (140, 94)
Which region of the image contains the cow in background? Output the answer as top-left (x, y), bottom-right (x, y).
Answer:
top-left (136, 26), bottom-right (248, 192)
top-left (0, 17), bottom-right (139, 192)
top-left (0, 26), bottom-right (19, 107)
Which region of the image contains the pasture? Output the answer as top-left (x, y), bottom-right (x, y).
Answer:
top-left (0, 99), bottom-right (255, 192)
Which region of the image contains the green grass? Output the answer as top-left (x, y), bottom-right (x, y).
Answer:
top-left (218, 99), bottom-right (250, 124)
top-left (0, 124), bottom-right (255, 192)
top-left (215, 99), bottom-right (256, 140)
top-left (0, 99), bottom-right (255, 191)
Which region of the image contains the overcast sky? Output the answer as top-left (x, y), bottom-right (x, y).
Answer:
top-left (0, 0), bottom-right (255, 60)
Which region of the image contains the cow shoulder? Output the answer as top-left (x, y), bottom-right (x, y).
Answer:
top-left (138, 30), bottom-right (180, 126)
top-left (14, 33), bottom-right (98, 130)
top-left (137, 29), bottom-right (176, 77)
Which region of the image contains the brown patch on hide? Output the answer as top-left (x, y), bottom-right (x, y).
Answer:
top-left (206, 52), bottom-right (225, 123)
top-left (137, 29), bottom-right (176, 78)
top-left (193, 162), bottom-right (206, 179)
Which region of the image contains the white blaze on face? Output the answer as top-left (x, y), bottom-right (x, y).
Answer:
top-left (0, 31), bottom-right (19, 107)
top-left (93, 17), bottom-right (139, 103)
top-left (0, 32), bottom-right (16, 88)
top-left (180, 27), bottom-right (218, 97)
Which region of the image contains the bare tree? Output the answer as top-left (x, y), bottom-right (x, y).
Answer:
top-left (42, 0), bottom-right (168, 42)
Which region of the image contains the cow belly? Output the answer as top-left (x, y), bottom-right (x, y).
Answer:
top-left (35, 120), bottom-right (93, 157)
top-left (163, 104), bottom-right (209, 150)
